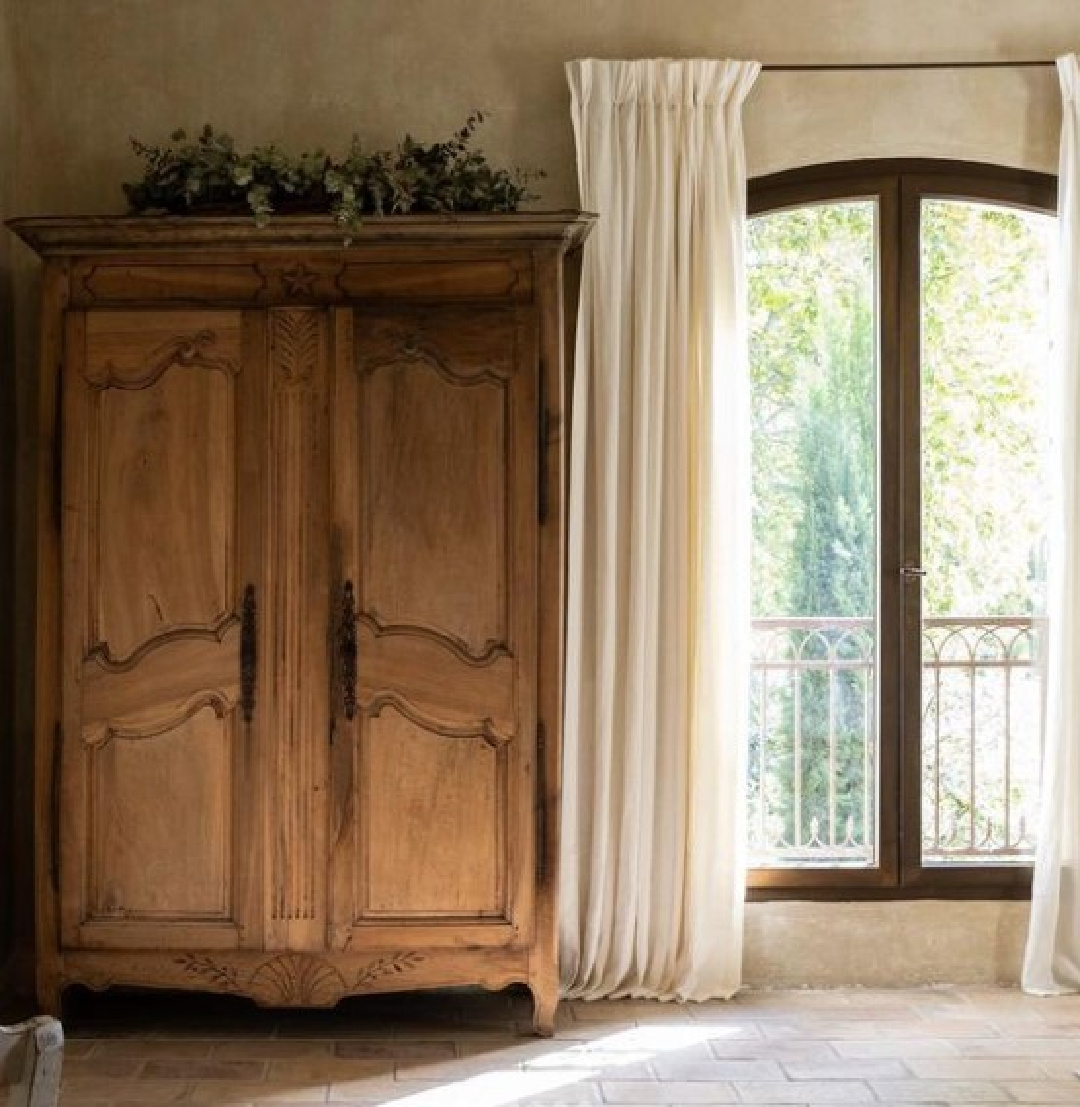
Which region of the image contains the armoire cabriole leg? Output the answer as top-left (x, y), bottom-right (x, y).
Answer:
top-left (529, 981), bottom-right (559, 1037)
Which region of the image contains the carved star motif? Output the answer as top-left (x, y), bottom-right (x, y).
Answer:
top-left (280, 263), bottom-right (319, 297)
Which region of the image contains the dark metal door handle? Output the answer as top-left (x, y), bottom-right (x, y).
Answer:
top-left (341, 580), bottom-right (358, 721)
top-left (241, 584), bottom-right (257, 723)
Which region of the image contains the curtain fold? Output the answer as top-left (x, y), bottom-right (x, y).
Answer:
top-left (1023, 52), bottom-right (1080, 995)
top-left (560, 57), bottom-right (760, 1001)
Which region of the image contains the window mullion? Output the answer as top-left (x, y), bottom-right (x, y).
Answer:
top-left (895, 174), bottom-right (925, 886)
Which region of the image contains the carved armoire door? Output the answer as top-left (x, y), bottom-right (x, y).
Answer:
top-left (329, 303), bottom-right (539, 951)
top-left (60, 309), bottom-right (268, 951)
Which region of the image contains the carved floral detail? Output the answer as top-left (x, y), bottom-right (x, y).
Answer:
top-left (175, 954), bottom-right (243, 992)
top-left (357, 315), bottom-right (513, 385)
top-left (271, 310), bottom-right (320, 387)
top-left (174, 951), bottom-right (426, 1006)
top-left (353, 952), bottom-right (427, 989)
top-left (87, 330), bottom-right (239, 389)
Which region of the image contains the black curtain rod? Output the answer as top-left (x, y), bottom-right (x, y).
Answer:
top-left (762, 60), bottom-right (1055, 73)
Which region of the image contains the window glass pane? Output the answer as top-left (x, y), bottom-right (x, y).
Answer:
top-left (747, 201), bottom-right (878, 868)
top-left (920, 199), bottom-right (1053, 866)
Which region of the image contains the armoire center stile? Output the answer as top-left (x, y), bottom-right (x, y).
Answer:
top-left (11, 212), bottom-right (593, 1034)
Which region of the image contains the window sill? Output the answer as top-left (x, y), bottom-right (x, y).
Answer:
top-left (747, 866), bottom-right (1032, 902)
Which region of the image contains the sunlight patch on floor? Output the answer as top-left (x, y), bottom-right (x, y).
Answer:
top-left (376, 1024), bottom-right (743, 1106)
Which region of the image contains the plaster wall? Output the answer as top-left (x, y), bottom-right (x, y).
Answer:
top-left (12, 0), bottom-right (1075, 218)
top-left (8, 0), bottom-right (1079, 991)
top-left (743, 901), bottom-right (1029, 989)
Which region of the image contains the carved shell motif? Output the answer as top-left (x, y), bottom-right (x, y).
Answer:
top-left (249, 955), bottom-right (345, 1006)
top-left (174, 951), bottom-right (426, 1007)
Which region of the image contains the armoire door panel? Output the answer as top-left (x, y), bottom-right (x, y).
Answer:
top-left (360, 706), bottom-right (506, 918)
top-left (90, 347), bottom-right (237, 661)
top-left (356, 621), bottom-right (515, 739)
top-left (356, 307), bottom-right (515, 656)
top-left (330, 303), bottom-right (537, 950)
top-left (80, 622), bottom-right (241, 744)
top-left (86, 707), bottom-right (232, 921)
top-left (61, 309), bottom-right (263, 951)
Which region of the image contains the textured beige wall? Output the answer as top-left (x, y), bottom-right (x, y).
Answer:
top-left (748, 68), bottom-right (1059, 178)
top-left (7, 0), bottom-right (1079, 991)
top-left (12, 0), bottom-right (1078, 218)
top-left (744, 901), bottom-right (1029, 989)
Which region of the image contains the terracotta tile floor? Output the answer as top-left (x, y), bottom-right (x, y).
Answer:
top-left (55, 986), bottom-right (1080, 1105)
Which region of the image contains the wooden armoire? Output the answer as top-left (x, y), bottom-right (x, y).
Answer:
top-left (11, 212), bottom-right (592, 1033)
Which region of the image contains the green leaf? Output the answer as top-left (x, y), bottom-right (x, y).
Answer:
top-left (123, 112), bottom-right (541, 224)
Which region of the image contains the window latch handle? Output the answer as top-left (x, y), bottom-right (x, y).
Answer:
top-left (900, 564), bottom-right (927, 578)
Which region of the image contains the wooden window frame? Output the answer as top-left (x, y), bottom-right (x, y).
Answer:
top-left (745, 159), bottom-right (1057, 902)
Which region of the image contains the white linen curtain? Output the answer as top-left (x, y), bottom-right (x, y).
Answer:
top-left (1023, 52), bottom-right (1080, 995)
top-left (560, 57), bottom-right (760, 1001)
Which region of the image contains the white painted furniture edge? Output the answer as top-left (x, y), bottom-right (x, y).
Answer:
top-left (0, 1018), bottom-right (64, 1107)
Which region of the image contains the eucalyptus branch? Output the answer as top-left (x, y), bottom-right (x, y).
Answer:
top-left (123, 116), bottom-right (543, 227)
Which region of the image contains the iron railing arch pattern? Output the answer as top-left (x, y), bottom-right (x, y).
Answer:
top-left (921, 616), bottom-right (1043, 862)
top-left (748, 615), bottom-right (1044, 868)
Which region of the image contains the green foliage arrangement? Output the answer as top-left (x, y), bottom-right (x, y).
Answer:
top-left (123, 114), bottom-right (542, 227)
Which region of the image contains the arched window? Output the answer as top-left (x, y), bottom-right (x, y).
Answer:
top-left (746, 161), bottom-right (1056, 897)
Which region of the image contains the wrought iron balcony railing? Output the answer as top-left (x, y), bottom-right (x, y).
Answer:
top-left (748, 615), bottom-right (1043, 868)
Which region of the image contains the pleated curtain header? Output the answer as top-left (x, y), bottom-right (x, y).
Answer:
top-left (566, 58), bottom-right (760, 108)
